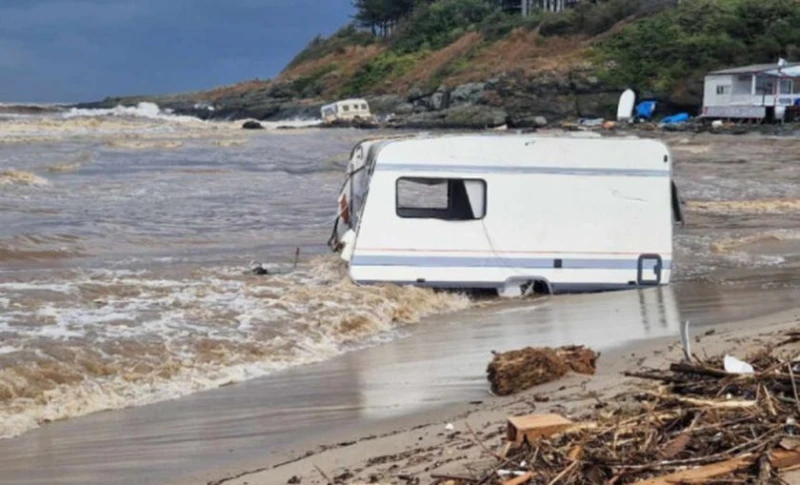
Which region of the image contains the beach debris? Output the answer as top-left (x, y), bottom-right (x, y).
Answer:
top-left (723, 354), bottom-right (755, 374)
top-left (506, 414), bottom-right (574, 445)
top-left (578, 118), bottom-right (604, 127)
top-left (445, 423), bottom-right (455, 431)
top-left (679, 320), bottom-right (691, 362)
top-left (438, 331), bottom-right (800, 484)
top-left (242, 120), bottom-right (264, 130)
top-left (312, 463), bottom-right (332, 484)
top-left (486, 345), bottom-right (598, 396)
top-left (499, 472), bottom-right (532, 485)
top-left (250, 263), bottom-right (269, 275)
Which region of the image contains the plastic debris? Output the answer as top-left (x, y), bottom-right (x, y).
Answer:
top-left (723, 355), bottom-right (755, 374)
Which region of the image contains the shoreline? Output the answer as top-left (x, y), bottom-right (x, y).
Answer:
top-left (179, 305), bottom-right (800, 485)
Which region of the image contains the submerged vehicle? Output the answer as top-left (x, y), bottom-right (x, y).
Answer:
top-left (329, 133), bottom-right (683, 296)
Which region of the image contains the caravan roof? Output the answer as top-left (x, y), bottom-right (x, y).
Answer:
top-left (369, 134), bottom-right (670, 174)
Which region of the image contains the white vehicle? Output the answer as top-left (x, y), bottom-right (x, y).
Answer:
top-left (320, 99), bottom-right (372, 123)
top-left (329, 134), bottom-right (682, 295)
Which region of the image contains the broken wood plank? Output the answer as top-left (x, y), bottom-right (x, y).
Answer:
top-left (507, 414), bottom-right (574, 445)
top-left (501, 472), bottom-right (533, 485)
top-left (645, 392), bottom-right (757, 409)
top-left (769, 449), bottom-right (800, 470)
top-left (630, 454), bottom-right (755, 485)
top-left (669, 363), bottom-right (731, 379)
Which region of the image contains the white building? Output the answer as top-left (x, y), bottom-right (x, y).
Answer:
top-left (702, 62), bottom-right (800, 120)
top-left (331, 134), bottom-right (682, 295)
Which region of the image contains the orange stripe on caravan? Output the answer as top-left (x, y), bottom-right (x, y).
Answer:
top-left (358, 248), bottom-right (673, 256)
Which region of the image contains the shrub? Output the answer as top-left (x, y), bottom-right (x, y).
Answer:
top-left (342, 51), bottom-right (425, 95)
top-left (391, 0), bottom-right (494, 53)
top-left (597, 0), bottom-right (800, 93)
top-left (286, 25), bottom-right (375, 70)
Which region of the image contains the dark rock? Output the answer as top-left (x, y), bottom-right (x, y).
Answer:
top-left (242, 120), bottom-right (264, 130)
top-left (450, 82), bottom-right (485, 107)
top-left (398, 105), bottom-right (507, 129)
top-left (251, 264), bottom-right (269, 275)
top-left (429, 86), bottom-right (450, 111)
top-left (366, 94), bottom-right (405, 115)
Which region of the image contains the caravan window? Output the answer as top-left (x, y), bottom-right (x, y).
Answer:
top-left (396, 177), bottom-right (486, 220)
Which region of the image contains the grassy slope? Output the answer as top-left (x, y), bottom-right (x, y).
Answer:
top-left (251, 0), bottom-right (800, 107)
top-left (119, 0), bottom-right (798, 117)
top-left (275, 23), bottom-right (593, 100)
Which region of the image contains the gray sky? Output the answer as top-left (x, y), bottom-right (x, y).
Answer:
top-left (0, 0), bottom-right (354, 102)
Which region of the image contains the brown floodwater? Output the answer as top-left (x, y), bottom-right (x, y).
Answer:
top-left (1, 112), bottom-right (800, 484)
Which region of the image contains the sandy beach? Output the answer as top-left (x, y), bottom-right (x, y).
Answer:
top-left (192, 306), bottom-right (800, 485)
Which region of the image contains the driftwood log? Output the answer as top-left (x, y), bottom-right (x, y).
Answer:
top-left (486, 345), bottom-right (598, 396)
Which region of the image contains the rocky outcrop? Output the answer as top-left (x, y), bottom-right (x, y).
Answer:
top-left (73, 67), bottom-right (633, 129)
top-left (375, 69), bottom-right (623, 129)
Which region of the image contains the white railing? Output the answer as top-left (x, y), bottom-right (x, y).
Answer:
top-left (729, 94), bottom-right (800, 107)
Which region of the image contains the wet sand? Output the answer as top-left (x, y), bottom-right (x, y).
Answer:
top-left (210, 305), bottom-right (800, 485)
top-left (3, 280), bottom-right (800, 485)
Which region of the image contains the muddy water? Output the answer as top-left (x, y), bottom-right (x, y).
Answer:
top-left (2, 113), bottom-right (800, 484)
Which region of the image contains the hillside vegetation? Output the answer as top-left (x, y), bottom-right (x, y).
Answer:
top-left (86, 0), bottom-right (800, 124)
top-left (278, 0), bottom-right (800, 103)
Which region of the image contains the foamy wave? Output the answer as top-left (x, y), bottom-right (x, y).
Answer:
top-left (263, 118), bottom-right (323, 129)
top-left (106, 139), bottom-right (184, 150)
top-left (0, 257), bottom-right (470, 438)
top-left (688, 199), bottom-right (800, 214)
top-left (62, 102), bottom-right (202, 124)
top-left (0, 169), bottom-right (48, 187)
top-left (711, 230), bottom-right (800, 254)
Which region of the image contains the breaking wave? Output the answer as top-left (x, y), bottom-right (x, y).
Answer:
top-left (0, 169), bottom-right (48, 187)
top-left (62, 102), bottom-right (203, 124)
top-left (710, 230), bottom-right (800, 254)
top-left (0, 257), bottom-right (470, 438)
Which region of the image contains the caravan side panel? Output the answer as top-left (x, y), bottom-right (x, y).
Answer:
top-left (349, 136), bottom-right (674, 293)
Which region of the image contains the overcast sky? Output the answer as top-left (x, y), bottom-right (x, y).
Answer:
top-left (0, 0), bottom-right (354, 103)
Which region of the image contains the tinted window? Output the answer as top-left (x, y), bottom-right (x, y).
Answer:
top-left (396, 177), bottom-right (486, 220)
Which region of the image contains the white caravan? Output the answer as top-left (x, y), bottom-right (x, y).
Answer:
top-left (329, 134), bottom-right (681, 295)
top-left (320, 99), bottom-right (372, 123)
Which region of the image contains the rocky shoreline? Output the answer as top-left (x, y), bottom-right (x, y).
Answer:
top-left (72, 69), bottom-right (687, 130)
top-left (72, 69), bottom-right (800, 135)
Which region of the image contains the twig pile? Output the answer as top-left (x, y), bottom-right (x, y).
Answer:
top-left (460, 333), bottom-right (800, 484)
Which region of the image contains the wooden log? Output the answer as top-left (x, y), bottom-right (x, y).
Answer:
top-left (630, 454), bottom-right (755, 485)
top-left (645, 391), bottom-right (756, 409)
top-left (502, 472), bottom-right (533, 485)
top-left (669, 363), bottom-right (730, 378)
top-left (487, 346), bottom-right (597, 396)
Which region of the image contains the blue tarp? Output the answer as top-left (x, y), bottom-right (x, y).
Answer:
top-left (636, 100), bottom-right (657, 120)
top-left (661, 113), bottom-right (690, 124)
